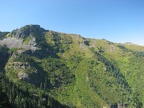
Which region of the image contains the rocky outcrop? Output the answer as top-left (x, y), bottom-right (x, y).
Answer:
top-left (5, 60), bottom-right (43, 86)
top-left (18, 71), bottom-right (29, 80)
top-left (0, 37), bottom-right (37, 50)
top-left (12, 25), bottom-right (46, 39)
top-left (0, 25), bottom-right (46, 51)
top-left (0, 37), bottom-right (23, 48)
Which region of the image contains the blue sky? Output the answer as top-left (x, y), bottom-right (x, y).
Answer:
top-left (0, 0), bottom-right (144, 45)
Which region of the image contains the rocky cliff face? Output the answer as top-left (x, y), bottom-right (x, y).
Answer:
top-left (11, 25), bottom-right (46, 39)
top-left (0, 25), bottom-right (47, 51)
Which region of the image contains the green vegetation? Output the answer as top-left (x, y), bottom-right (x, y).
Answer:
top-left (0, 25), bottom-right (144, 108)
top-left (0, 31), bottom-right (9, 40)
top-left (23, 37), bottom-right (30, 44)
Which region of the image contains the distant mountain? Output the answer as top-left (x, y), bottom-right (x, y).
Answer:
top-left (0, 25), bottom-right (144, 108)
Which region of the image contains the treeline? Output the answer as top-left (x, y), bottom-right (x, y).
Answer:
top-left (118, 45), bottom-right (144, 57)
top-left (88, 49), bottom-right (131, 106)
top-left (0, 45), bottom-right (9, 71)
top-left (0, 45), bottom-right (71, 108)
top-left (90, 50), bottom-right (142, 107)
top-left (0, 73), bottom-right (70, 108)
top-left (95, 51), bottom-right (130, 89)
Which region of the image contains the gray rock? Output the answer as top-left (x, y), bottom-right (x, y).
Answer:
top-left (18, 71), bottom-right (29, 80)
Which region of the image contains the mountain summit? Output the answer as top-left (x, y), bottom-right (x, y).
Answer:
top-left (0, 25), bottom-right (144, 108)
top-left (11, 25), bottom-right (46, 39)
top-left (0, 25), bottom-right (47, 50)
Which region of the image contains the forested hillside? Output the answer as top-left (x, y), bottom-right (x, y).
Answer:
top-left (0, 25), bottom-right (144, 108)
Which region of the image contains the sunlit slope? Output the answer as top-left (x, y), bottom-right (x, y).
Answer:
top-left (0, 25), bottom-right (144, 108)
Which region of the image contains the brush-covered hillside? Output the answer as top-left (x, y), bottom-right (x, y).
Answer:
top-left (0, 25), bottom-right (144, 108)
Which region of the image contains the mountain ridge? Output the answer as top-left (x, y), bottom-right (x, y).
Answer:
top-left (1, 24), bottom-right (143, 47)
top-left (0, 24), bottom-right (144, 108)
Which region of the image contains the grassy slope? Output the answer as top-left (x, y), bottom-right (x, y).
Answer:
top-left (91, 40), bottom-right (144, 107)
top-left (2, 26), bottom-right (144, 108)
top-left (45, 32), bottom-right (108, 107)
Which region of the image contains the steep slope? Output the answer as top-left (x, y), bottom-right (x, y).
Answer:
top-left (0, 25), bottom-right (144, 108)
